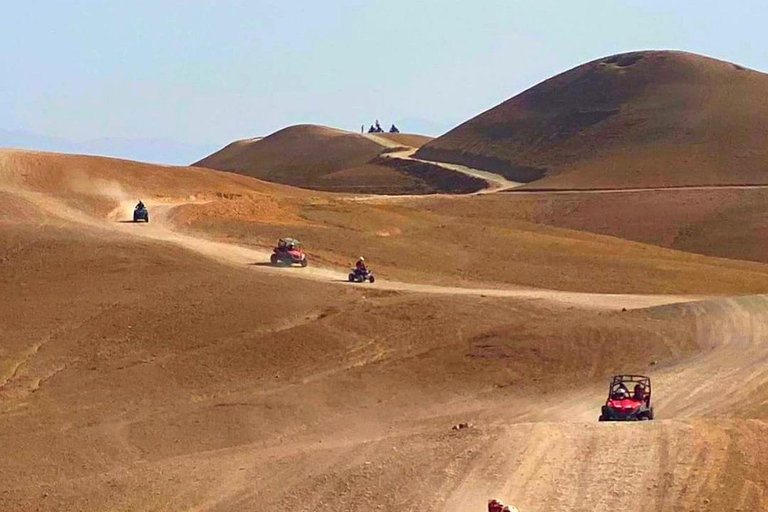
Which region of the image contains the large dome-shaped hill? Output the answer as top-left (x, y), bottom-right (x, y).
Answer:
top-left (416, 51), bottom-right (768, 189)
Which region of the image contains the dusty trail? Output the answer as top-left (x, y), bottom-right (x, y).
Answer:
top-left (146, 288), bottom-right (768, 512)
top-left (16, 194), bottom-right (698, 311)
top-left (6, 149), bottom-right (768, 511)
top-left (441, 293), bottom-right (768, 511)
top-left (365, 138), bottom-right (521, 194)
top-left (367, 134), bottom-right (768, 198)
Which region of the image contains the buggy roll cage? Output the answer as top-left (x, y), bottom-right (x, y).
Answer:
top-left (277, 238), bottom-right (302, 249)
top-left (608, 374), bottom-right (651, 401)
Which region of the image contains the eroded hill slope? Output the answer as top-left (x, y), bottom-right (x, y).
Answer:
top-left (416, 51), bottom-right (768, 189)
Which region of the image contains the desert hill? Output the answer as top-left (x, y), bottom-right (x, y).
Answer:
top-left (370, 132), bottom-right (434, 148)
top-left (193, 125), bottom-right (470, 194)
top-left (3, 149), bottom-right (768, 511)
top-left (6, 149), bottom-right (768, 294)
top-left (416, 50), bottom-right (768, 189)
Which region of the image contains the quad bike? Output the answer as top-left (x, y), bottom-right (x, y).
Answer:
top-left (133, 204), bottom-right (149, 223)
top-left (270, 238), bottom-right (308, 267)
top-left (348, 268), bottom-right (375, 283)
top-left (599, 374), bottom-right (654, 421)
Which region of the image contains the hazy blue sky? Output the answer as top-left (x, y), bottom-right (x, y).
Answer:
top-left (2, 1), bottom-right (766, 147)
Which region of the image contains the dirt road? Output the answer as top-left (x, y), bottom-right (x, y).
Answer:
top-left (3, 149), bottom-right (768, 512)
top-left (16, 194), bottom-right (697, 311)
top-left (365, 134), bottom-right (520, 193)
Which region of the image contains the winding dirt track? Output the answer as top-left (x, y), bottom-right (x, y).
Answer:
top-left (367, 133), bottom-right (768, 197)
top-left (365, 135), bottom-right (520, 193)
top-left (4, 148), bottom-right (768, 511)
top-left (14, 193), bottom-right (698, 312)
top-left (443, 293), bottom-right (768, 511)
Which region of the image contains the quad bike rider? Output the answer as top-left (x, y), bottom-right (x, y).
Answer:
top-left (133, 200), bottom-right (149, 222)
top-left (349, 256), bottom-right (375, 283)
top-left (599, 375), bottom-right (653, 421)
top-left (270, 238), bottom-right (308, 267)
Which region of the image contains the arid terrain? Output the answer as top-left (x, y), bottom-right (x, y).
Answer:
top-left (4, 50), bottom-right (768, 512)
top-left (416, 51), bottom-right (768, 189)
top-left (195, 125), bottom-right (482, 195)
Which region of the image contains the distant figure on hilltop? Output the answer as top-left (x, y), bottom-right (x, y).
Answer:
top-left (389, 124), bottom-right (400, 133)
top-left (367, 120), bottom-right (385, 133)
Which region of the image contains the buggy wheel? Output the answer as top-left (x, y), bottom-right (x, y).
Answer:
top-left (145, 215), bottom-right (149, 223)
top-left (369, 275), bottom-right (375, 283)
top-left (598, 415), bottom-right (605, 422)
top-left (300, 257), bottom-right (308, 267)
top-left (648, 408), bottom-right (654, 420)
top-left (348, 273), bottom-right (355, 282)
top-left (270, 254), bottom-right (278, 264)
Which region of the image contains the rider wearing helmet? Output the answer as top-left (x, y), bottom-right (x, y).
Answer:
top-left (633, 384), bottom-right (646, 401)
top-left (612, 385), bottom-right (629, 400)
top-left (355, 256), bottom-right (367, 274)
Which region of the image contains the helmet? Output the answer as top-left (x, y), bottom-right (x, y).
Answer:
top-left (359, 256), bottom-right (365, 261)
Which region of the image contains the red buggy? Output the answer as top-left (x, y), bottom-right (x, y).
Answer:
top-left (599, 374), bottom-right (654, 421)
top-left (270, 238), bottom-right (308, 267)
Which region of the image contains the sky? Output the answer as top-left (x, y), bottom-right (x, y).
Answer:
top-left (1, 1), bottom-right (766, 161)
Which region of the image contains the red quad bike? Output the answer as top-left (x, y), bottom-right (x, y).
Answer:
top-left (270, 238), bottom-right (308, 267)
top-left (599, 374), bottom-right (654, 422)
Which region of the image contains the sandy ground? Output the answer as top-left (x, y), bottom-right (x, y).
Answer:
top-left (195, 126), bottom-right (449, 194)
top-left (2, 149), bottom-right (768, 511)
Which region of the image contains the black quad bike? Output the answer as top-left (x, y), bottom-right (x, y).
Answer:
top-left (133, 204), bottom-right (149, 223)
